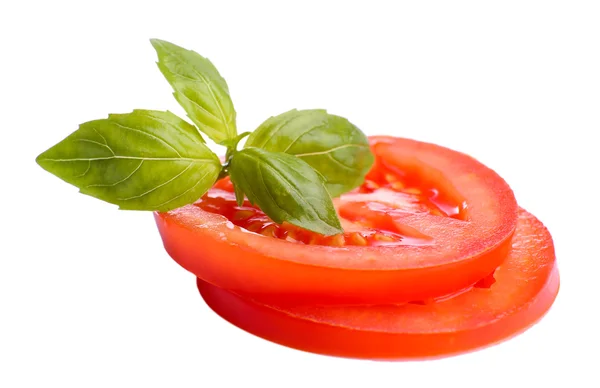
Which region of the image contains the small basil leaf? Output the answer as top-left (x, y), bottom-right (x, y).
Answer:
top-left (36, 110), bottom-right (221, 212)
top-left (151, 39), bottom-right (237, 143)
top-left (245, 109), bottom-right (374, 198)
top-left (229, 148), bottom-right (343, 236)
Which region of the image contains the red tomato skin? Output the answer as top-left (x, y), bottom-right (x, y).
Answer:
top-left (196, 210), bottom-right (559, 360)
top-left (156, 210), bottom-right (513, 304)
top-left (155, 136), bottom-right (518, 305)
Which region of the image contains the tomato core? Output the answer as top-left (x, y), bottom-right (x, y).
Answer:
top-left (195, 160), bottom-right (466, 247)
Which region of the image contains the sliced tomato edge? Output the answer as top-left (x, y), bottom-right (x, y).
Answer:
top-left (155, 208), bottom-right (515, 272)
top-left (198, 260), bottom-right (559, 335)
top-left (195, 208), bottom-right (559, 359)
top-left (156, 211), bottom-right (516, 305)
top-left (197, 266), bottom-right (558, 360)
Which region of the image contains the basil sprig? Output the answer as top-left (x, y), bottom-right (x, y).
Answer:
top-left (36, 40), bottom-right (374, 235)
top-left (245, 109), bottom-right (374, 197)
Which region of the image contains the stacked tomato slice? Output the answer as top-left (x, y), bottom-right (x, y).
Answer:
top-left (154, 136), bottom-right (559, 359)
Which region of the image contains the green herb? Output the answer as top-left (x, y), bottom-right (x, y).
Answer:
top-left (36, 39), bottom-right (374, 235)
top-left (245, 109), bottom-right (374, 197)
top-left (229, 148), bottom-right (343, 236)
top-left (151, 39), bottom-right (237, 144)
top-left (36, 110), bottom-right (221, 212)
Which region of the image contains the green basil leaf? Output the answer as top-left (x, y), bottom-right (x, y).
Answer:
top-left (36, 110), bottom-right (221, 212)
top-left (151, 39), bottom-right (237, 143)
top-left (229, 148), bottom-right (343, 236)
top-left (245, 109), bottom-right (374, 198)
top-left (232, 180), bottom-right (245, 207)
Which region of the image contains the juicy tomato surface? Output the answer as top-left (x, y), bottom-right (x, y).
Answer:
top-left (197, 209), bottom-right (560, 360)
top-left (155, 136), bottom-right (518, 304)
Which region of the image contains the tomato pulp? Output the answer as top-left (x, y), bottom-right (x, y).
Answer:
top-left (155, 136), bottom-right (518, 304)
top-left (197, 209), bottom-right (559, 360)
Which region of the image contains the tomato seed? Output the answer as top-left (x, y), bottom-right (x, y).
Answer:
top-left (308, 236), bottom-right (319, 245)
top-left (260, 225), bottom-right (278, 237)
top-left (246, 222), bottom-right (263, 233)
top-left (403, 188), bottom-right (422, 195)
top-left (385, 173), bottom-right (399, 183)
top-left (329, 235), bottom-right (346, 247)
top-left (391, 181), bottom-right (405, 190)
top-left (233, 210), bottom-right (255, 221)
top-left (285, 230), bottom-right (299, 243)
top-left (374, 234), bottom-right (396, 242)
top-left (364, 180), bottom-right (380, 190)
top-left (348, 233), bottom-right (368, 246)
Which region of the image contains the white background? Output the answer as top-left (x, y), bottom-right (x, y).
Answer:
top-left (1, 1), bottom-right (599, 387)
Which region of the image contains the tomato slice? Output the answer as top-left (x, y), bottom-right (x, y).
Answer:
top-left (155, 136), bottom-right (518, 304)
top-left (197, 209), bottom-right (559, 360)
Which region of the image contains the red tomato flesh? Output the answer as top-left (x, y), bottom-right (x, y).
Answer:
top-left (197, 209), bottom-right (559, 360)
top-left (155, 136), bottom-right (518, 304)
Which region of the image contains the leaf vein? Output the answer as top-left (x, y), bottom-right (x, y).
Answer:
top-left (254, 114), bottom-right (302, 148)
top-left (261, 161), bottom-right (323, 223)
top-left (110, 122), bottom-right (182, 157)
top-left (75, 138), bottom-right (115, 155)
top-left (86, 160), bottom-right (144, 188)
top-left (166, 51), bottom-right (233, 137)
top-left (282, 123), bottom-right (329, 153)
top-left (257, 165), bottom-right (292, 220)
top-left (117, 163), bottom-right (193, 201)
top-left (75, 161), bottom-right (91, 178)
top-left (176, 91), bottom-right (222, 123)
top-left (295, 143), bottom-right (368, 157)
top-left (325, 152), bottom-right (355, 171)
top-left (92, 127), bottom-right (109, 147)
top-left (40, 156), bottom-right (215, 163)
top-left (135, 111), bottom-right (203, 144)
top-left (152, 167), bottom-right (214, 209)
